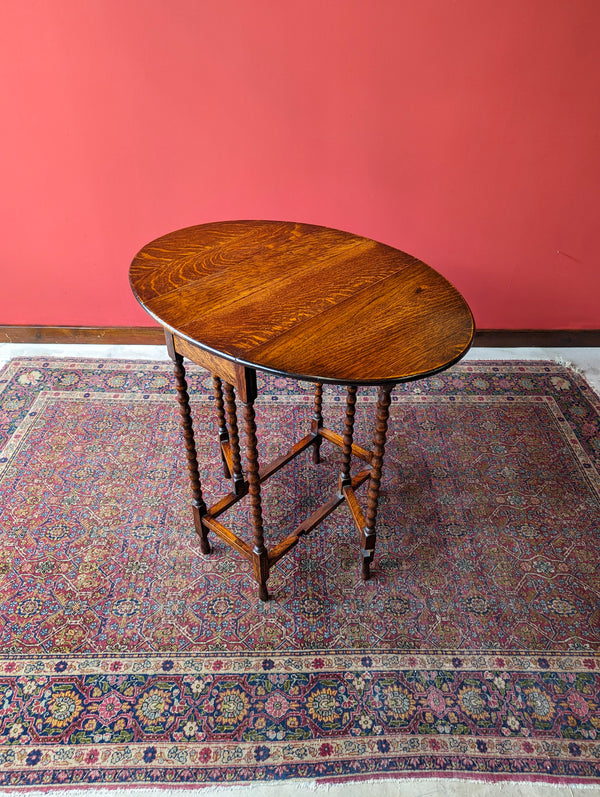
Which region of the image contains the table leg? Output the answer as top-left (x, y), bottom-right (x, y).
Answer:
top-left (311, 382), bottom-right (324, 464)
top-left (243, 396), bottom-right (270, 601)
top-left (223, 382), bottom-right (246, 495)
top-left (212, 376), bottom-right (230, 479)
top-left (172, 353), bottom-right (210, 555)
top-left (339, 385), bottom-right (357, 493)
top-left (362, 385), bottom-right (393, 580)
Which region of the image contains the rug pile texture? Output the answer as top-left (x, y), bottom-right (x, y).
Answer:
top-left (0, 357), bottom-right (599, 788)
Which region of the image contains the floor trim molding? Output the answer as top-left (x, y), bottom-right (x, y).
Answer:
top-left (0, 326), bottom-right (166, 345)
top-left (473, 329), bottom-right (600, 347)
top-left (1, 326), bottom-right (600, 348)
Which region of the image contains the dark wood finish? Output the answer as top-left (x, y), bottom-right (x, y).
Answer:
top-left (175, 336), bottom-right (239, 385)
top-left (130, 221), bottom-right (474, 384)
top-left (269, 467), bottom-right (373, 567)
top-left (202, 487), bottom-right (248, 522)
top-left (212, 377), bottom-right (228, 438)
top-left (212, 377), bottom-right (230, 479)
top-left (220, 442), bottom-right (236, 484)
top-left (320, 428), bottom-right (373, 464)
top-left (171, 352), bottom-right (210, 555)
top-left (243, 397), bottom-right (270, 601)
top-left (362, 385), bottom-right (393, 580)
top-left (343, 484), bottom-right (367, 536)
top-left (223, 382), bottom-right (245, 495)
top-left (267, 534), bottom-right (301, 567)
top-left (174, 336), bottom-right (258, 403)
top-left (0, 325), bottom-right (164, 345)
top-left (202, 515), bottom-right (253, 561)
top-left (198, 433), bottom-right (316, 523)
top-left (295, 467), bottom-right (372, 537)
top-left (339, 385), bottom-right (358, 492)
top-left (257, 434), bottom-right (316, 484)
top-left (234, 365), bottom-right (258, 404)
top-left (129, 221), bottom-right (476, 600)
top-left (164, 329), bottom-right (177, 360)
top-left (472, 329), bottom-right (600, 347)
top-left (311, 383), bottom-right (324, 464)
top-left (4, 325), bottom-right (600, 348)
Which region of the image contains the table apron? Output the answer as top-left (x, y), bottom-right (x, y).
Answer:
top-left (168, 331), bottom-right (257, 403)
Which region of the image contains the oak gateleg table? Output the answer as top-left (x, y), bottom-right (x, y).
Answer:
top-left (129, 221), bottom-right (474, 601)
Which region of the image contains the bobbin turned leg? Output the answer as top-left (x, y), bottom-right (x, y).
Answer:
top-left (172, 352), bottom-right (211, 555)
top-left (223, 382), bottom-right (246, 496)
top-left (362, 385), bottom-right (393, 580)
top-left (339, 385), bottom-right (358, 493)
top-left (243, 397), bottom-right (269, 601)
top-left (311, 383), bottom-right (324, 464)
top-left (212, 376), bottom-right (230, 479)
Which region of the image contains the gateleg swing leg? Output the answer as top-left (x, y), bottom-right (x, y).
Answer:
top-left (311, 382), bottom-right (324, 464)
top-left (212, 376), bottom-right (231, 478)
top-left (223, 382), bottom-right (246, 495)
top-left (339, 385), bottom-right (358, 493)
top-left (362, 385), bottom-right (393, 580)
top-left (243, 396), bottom-right (270, 601)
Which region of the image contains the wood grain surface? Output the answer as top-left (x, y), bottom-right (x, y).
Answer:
top-left (130, 221), bottom-right (474, 385)
top-left (3, 327), bottom-right (599, 348)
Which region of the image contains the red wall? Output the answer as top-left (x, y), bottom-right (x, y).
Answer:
top-left (2, 0), bottom-right (599, 329)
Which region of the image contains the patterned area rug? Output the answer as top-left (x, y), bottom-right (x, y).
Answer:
top-left (0, 357), bottom-right (599, 788)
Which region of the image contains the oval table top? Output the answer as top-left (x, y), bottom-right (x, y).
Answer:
top-left (130, 220), bottom-right (474, 385)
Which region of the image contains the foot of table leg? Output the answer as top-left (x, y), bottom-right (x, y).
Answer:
top-left (362, 385), bottom-right (393, 580)
top-left (195, 509), bottom-right (211, 555)
top-left (338, 385), bottom-right (357, 494)
top-left (172, 353), bottom-right (211, 554)
top-left (311, 382), bottom-right (324, 464)
top-left (361, 550), bottom-right (374, 581)
top-left (244, 396), bottom-right (270, 601)
top-left (258, 582), bottom-right (269, 602)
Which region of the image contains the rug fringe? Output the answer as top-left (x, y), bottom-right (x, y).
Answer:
top-left (555, 355), bottom-right (600, 399)
top-left (2, 777), bottom-right (598, 796)
top-left (554, 355), bottom-right (586, 376)
top-left (0, 783), bottom-right (320, 797)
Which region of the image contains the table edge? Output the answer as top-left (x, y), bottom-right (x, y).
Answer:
top-left (128, 222), bottom-right (476, 386)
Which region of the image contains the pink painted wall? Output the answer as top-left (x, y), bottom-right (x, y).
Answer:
top-left (1, 0), bottom-right (599, 329)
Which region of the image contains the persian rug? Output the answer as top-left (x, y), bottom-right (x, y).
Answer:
top-left (0, 357), bottom-right (599, 790)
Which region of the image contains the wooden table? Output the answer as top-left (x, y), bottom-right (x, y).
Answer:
top-left (129, 221), bottom-right (474, 601)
